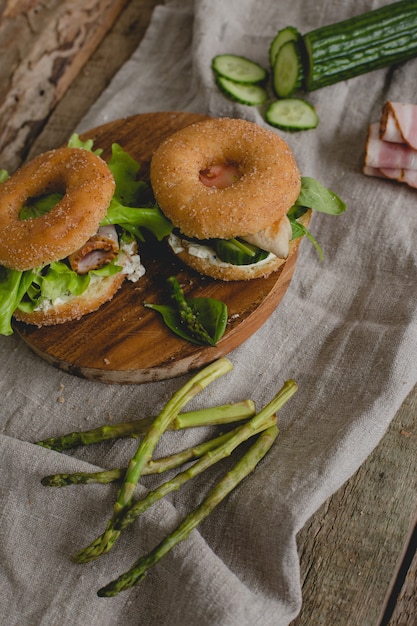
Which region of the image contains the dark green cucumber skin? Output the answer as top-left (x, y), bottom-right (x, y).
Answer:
top-left (215, 239), bottom-right (269, 266)
top-left (303, 0), bottom-right (417, 90)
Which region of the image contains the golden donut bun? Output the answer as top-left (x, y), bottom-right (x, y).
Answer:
top-left (150, 117), bottom-right (301, 240)
top-left (0, 147), bottom-right (115, 271)
top-left (13, 271), bottom-right (126, 327)
top-left (169, 211), bottom-right (311, 281)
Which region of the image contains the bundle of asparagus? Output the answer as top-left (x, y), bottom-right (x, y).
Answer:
top-left (37, 357), bottom-right (298, 597)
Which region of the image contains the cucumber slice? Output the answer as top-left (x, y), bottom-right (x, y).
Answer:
top-left (266, 98), bottom-right (318, 131)
top-left (216, 76), bottom-right (268, 106)
top-left (215, 238), bottom-right (269, 266)
top-left (269, 26), bottom-right (301, 67)
top-left (212, 54), bottom-right (267, 84)
top-left (273, 40), bottom-right (303, 98)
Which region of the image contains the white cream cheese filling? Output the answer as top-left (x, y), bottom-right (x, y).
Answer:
top-left (34, 241), bottom-right (145, 312)
top-left (169, 213), bottom-right (292, 267)
top-left (168, 233), bottom-right (276, 269)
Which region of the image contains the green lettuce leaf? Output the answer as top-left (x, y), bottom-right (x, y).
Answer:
top-left (17, 260), bottom-right (122, 316)
top-left (67, 133), bottom-right (103, 155)
top-left (19, 193), bottom-right (63, 220)
top-left (108, 143), bottom-right (147, 205)
top-left (295, 177), bottom-right (346, 215)
top-left (0, 268), bottom-right (36, 335)
top-left (287, 176), bottom-right (346, 256)
top-left (0, 169), bottom-right (9, 183)
top-left (102, 200), bottom-right (173, 241)
top-left (103, 142), bottom-right (173, 241)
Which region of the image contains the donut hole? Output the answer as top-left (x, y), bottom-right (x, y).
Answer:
top-left (199, 160), bottom-right (241, 189)
top-left (19, 191), bottom-right (64, 220)
top-left (0, 147), bottom-right (115, 271)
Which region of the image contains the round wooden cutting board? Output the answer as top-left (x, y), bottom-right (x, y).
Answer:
top-left (14, 112), bottom-right (303, 384)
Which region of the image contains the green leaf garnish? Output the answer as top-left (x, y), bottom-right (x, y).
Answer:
top-left (0, 268), bottom-right (36, 336)
top-left (145, 276), bottom-right (228, 346)
top-left (0, 169), bottom-right (9, 183)
top-left (108, 143), bottom-right (147, 206)
top-left (101, 142), bottom-right (173, 241)
top-left (19, 193), bottom-right (63, 220)
top-left (102, 201), bottom-right (172, 242)
top-left (295, 176), bottom-right (346, 215)
top-left (67, 133), bottom-right (103, 155)
top-left (287, 176), bottom-right (345, 259)
top-left (289, 217), bottom-right (323, 260)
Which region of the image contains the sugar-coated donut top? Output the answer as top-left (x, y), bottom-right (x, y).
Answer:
top-left (0, 147), bottom-right (115, 270)
top-left (150, 117), bottom-right (301, 240)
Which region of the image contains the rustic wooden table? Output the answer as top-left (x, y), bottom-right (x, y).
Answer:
top-left (1, 1), bottom-right (416, 624)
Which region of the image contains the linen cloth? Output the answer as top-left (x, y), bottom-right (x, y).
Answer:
top-left (1, 1), bottom-right (417, 624)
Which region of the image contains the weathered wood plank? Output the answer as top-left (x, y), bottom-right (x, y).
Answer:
top-left (0, 0), bottom-right (129, 172)
top-left (291, 384), bottom-right (417, 626)
top-left (385, 523), bottom-right (417, 625)
top-left (26, 0), bottom-right (161, 161)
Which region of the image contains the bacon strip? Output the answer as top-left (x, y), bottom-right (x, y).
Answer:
top-left (68, 225), bottom-right (119, 274)
top-left (363, 164), bottom-right (417, 189)
top-left (363, 101), bottom-right (417, 189)
top-left (199, 162), bottom-right (241, 189)
top-left (380, 101), bottom-right (417, 149)
top-left (364, 123), bottom-right (417, 170)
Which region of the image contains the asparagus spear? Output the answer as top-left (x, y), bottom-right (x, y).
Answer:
top-left (167, 275), bottom-right (217, 346)
top-left (72, 357), bottom-right (234, 564)
top-left (85, 379), bottom-right (296, 567)
top-left (115, 415), bottom-right (277, 533)
top-left (41, 426), bottom-right (250, 487)
top-left (97, 424), bottom-right (279, 597)
top-left (35, 400), bottom-right (255, 452)
top-left (116, 378), bottom-right (297, 533)
top-left (42, 467), bottom-right (125, 487)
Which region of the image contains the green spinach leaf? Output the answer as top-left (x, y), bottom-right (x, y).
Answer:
top-left (145, 277), bottom-right (228, 346)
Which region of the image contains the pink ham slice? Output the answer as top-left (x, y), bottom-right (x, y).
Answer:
top-left (364, 123), bottom-right (417, 170)
top-left (380, 101), bottom-right (417, 149)
top-left (363, 164), bottom-right (417, 188)
top-left (68, 225), bottom-right (119, 274)
top-left (199, 162), bottom-right (241, 188)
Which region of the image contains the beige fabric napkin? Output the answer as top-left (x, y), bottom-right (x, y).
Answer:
top-left (1, 1), bottom-right (417, 624)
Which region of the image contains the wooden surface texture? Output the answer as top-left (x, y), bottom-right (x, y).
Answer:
top-left (2, 0), bottom-right (416, 623)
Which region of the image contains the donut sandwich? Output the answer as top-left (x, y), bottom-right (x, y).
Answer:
top-left (0, 142), bottom-right (165, 332)
top-left (0, 116), bottom-right (344, 334)
top-left (150, 117), bottom-right (312, 281)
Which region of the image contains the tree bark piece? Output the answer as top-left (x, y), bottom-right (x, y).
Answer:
top-left (0, 0), bottom-right (128, 172)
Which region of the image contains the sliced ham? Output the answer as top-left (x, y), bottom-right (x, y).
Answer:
top-left (199, 162), bottom-right (241, 188)
top-left (68, 225), bottom-right (119, 275)
top-left (363, 101), bottom-right (417, 190)
top-left (363, 164), bottom-right (417, 189)
top-left (364, 123), bottom-right (417, 170)
top-left (380, 101), bottom-right (417, 149)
